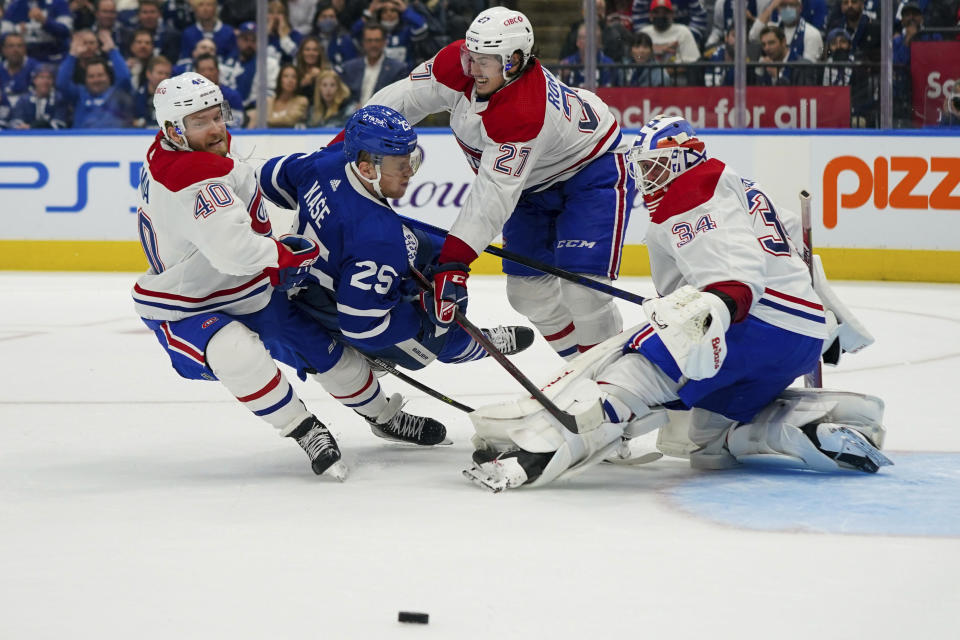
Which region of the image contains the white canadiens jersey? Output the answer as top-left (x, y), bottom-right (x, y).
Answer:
top-left (368, 40), bottom-right (628, 257)
top-left (645, 158), bottom-right (828, 339)
top-left (132, 133), bottom-right (279, 321)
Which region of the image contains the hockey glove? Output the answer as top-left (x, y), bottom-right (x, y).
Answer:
top-left (266, 234), bottom-right (320, 291)
top-left (420, 262), bottom-right (469, 326)
top-left (641, 286), bottom-right (731, 380)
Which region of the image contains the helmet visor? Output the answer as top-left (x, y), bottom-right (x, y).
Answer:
top-left (460, 43), bottom-right (503, 77)
top-left (373, 146), bottom-right (423, 177)
top-left (182, 102), bottom-right (232, 132)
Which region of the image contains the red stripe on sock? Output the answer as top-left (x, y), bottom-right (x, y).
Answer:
top-left (544, 322), bottom-right (575, 342)
top-left (332, 371), bottom-right (374, 400)
top-left (237, 369), bottom-right (282, 402)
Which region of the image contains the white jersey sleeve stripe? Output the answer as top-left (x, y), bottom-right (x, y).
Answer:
top-left (336, 303), bottom-right (391, 318)
top-left (269, 154), bottom-right (299, 208)
top-left (341, 315), bottom-right (391, 340)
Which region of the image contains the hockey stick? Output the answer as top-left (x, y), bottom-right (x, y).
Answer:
top-left (409, 265), bottom-right (597, 434)
top-left (362, 354), bottom-right (475, 413)
top-left (401, 216), bottom-right (647, 306)
top-left (799, 189), bottom-right (823, 388)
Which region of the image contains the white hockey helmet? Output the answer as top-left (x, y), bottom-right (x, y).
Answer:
top-left (154, 72), bottom-right (231, 151)
top-left (463, 7), bottom-right (534, 80)
top-left (626, 114), bottom-right (707, 196)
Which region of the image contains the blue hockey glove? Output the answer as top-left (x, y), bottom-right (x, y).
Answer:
top-left (420, 262), bottom-right (469, 326)
top-left (267, 235), bottom-right (320, 291)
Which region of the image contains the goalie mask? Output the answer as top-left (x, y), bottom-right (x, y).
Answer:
top-left (344, 105), bottom-right (422, 198)
top-left (461, 6), bottom-right (534, 81)
top-left (154, 72), bottom-right (233, 152)
top-left (626, 115), bottom-right (707, 196)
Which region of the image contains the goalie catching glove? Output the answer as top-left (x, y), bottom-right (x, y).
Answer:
top-left (266, 234), bottom-right (320, 291)
top-left (642, 285), bottom-right (732, 380)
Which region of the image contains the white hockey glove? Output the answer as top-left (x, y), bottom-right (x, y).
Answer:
top-left (641, 286), bottom-right (731, 380)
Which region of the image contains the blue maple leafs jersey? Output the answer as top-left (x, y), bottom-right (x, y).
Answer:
top-left (256, 144), bottom-right (425, 350)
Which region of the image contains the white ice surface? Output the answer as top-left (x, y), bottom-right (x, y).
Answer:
top-left (2, 273), bottom-right (959, 639)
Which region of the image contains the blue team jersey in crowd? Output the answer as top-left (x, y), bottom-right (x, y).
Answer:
top-left (256, 144), bottom-right (424, 352)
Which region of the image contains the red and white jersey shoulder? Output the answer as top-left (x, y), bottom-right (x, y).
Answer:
top-left (645, 158), bottom-right (828, 339)
top-left (133, 132), bottom-right (279, 321)
top-left (368, 40), bottom-right (626, 258)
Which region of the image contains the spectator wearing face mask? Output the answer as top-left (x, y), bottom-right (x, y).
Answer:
top-left (632, 0), bottom-right (708, 47)
top-left (638, 0), bottom-right (700, 63)
top-left (311, 2), bottom-right (359, 67)
top-left (821, 28), bottom-right (875, 127)
top-left (821, 27), bottom-right (855, 86)
top-left (750, 0), bottom-right (823, 62)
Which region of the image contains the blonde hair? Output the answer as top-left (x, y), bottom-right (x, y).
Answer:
top-left (311, 69), bottom-right (351, 124)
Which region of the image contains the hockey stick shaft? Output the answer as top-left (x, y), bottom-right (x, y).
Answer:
top-left (410, 265), bottom-right (584, 434)
top-left (363, 354), bottom-right (475, 413)
top-left (401, 216), bottom-right (647, 306)
top-left (799, 189), bottom-right (823, 388)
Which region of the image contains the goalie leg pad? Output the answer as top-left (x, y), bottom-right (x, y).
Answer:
top-left (760, 387), bottom-right (886, 449)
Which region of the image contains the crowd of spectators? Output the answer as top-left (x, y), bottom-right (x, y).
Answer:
top-left (556, 0), bottom-right (960, 126)
top-left (0, 0), bottom-right (481, 129)
top-left (0, 0), bottom-right (958, 129)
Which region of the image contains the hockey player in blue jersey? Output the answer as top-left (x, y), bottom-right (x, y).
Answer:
top-left (134, 74), bottom-right (458, 482)
top-left (255, 105), bottom-right (536, 391)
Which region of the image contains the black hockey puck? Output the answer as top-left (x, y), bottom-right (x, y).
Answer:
top-left (398, 611), bottom-right (429, 624)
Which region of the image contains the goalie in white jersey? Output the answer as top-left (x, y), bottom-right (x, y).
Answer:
top-left (133, 73), bottom-right (448, 481)
top-left (361, 7), bottom-right (635, 359)
top-left (464, 115), bottom-right (890, 492)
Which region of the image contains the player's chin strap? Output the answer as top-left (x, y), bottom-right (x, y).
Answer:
top-left (350, 160), bottom-right (386, 199)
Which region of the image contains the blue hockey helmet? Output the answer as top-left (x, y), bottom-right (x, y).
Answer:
top-left (626, 114), bottom-right (707, 196)
top-left (343, 105), bottom-right (418, 164)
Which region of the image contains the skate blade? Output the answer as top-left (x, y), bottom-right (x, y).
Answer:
top-left (604, 451), bottom-right (664, 466)
top-left (835, 426), bottom-right (893, 473)
top-left (461, 466), bottom-right (506, 493)
top-left (378, 436), bottom-right (453, 447)
top-left (325, 461), bottom-right (349, 482)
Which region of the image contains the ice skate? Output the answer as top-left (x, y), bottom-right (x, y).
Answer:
top-left (801, 423), bottom-right (893, 473)
top-left (363, 393), bottom-right (450, 445)
top-left (480, 325), bottom-right (535, 356)
top-left (289, 416), bottom-right (348, 480)
top-left (462, 449), bottom-right (552, 493)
